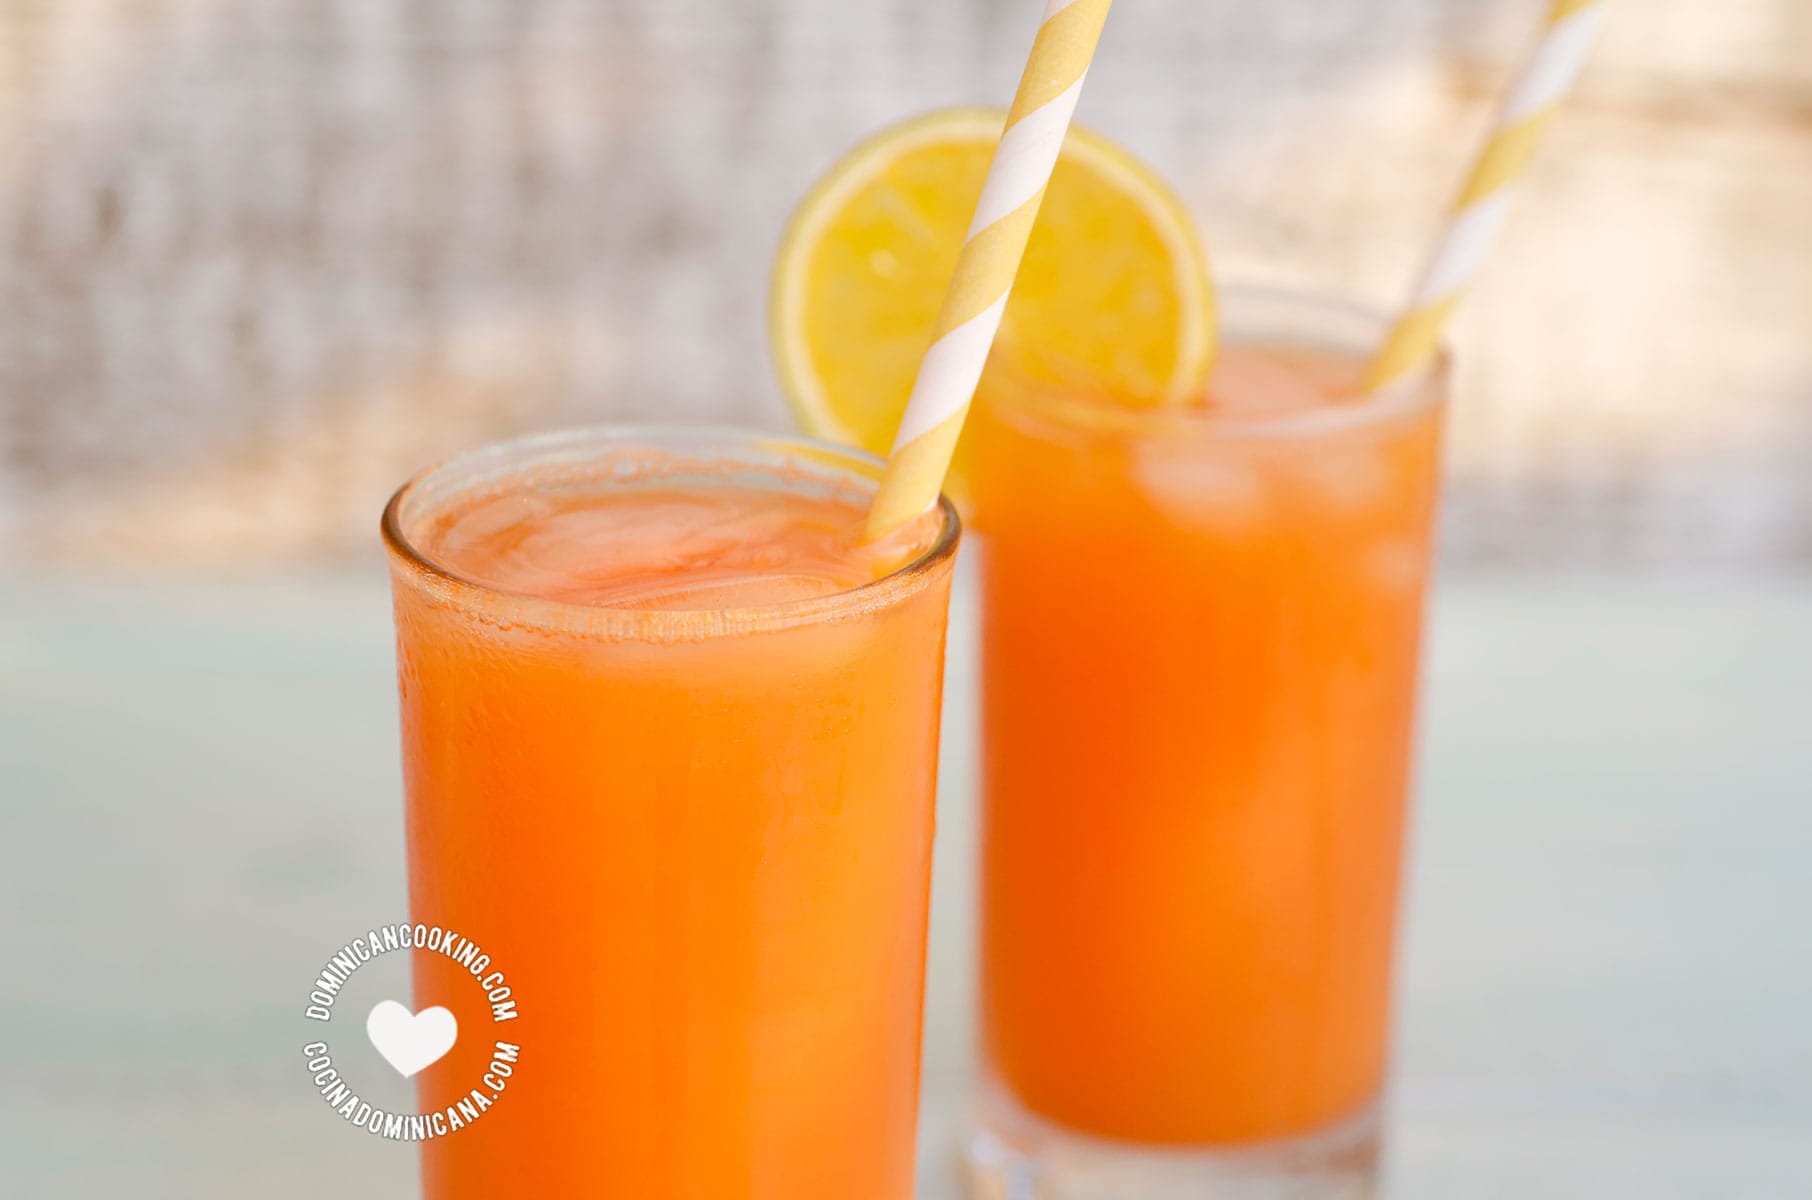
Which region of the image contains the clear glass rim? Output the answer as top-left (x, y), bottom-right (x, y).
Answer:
top-left (381, 424), bottom-right (961, 639)
top-left (984, 284), bottom-right (1451, 441)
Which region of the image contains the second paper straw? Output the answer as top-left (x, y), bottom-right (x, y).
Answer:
top-left (1366, 0), bottom-right (1610, 393)
top-left (865, 0), bottom-right (1115, 540)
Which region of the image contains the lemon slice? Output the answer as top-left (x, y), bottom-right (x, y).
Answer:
top-left (770, 107), bottom-right (1214, 487)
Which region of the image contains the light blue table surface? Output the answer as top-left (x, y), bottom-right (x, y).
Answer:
top-left (3, 567), bottom-right (1808, 1197)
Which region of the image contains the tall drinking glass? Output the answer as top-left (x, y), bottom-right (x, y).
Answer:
top-left (965, 290), bottom-right (1447, 1197)
top-left (382, 427), bottom-right (960, 1198)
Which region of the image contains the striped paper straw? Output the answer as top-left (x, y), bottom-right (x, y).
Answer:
top-left (865, 0), bottom-right (1115, 540)
top-left (1365, 0), bottom-right (1610, 393)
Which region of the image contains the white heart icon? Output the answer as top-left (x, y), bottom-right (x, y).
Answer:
top-left (366, 1000), bottom-right (458, 1079)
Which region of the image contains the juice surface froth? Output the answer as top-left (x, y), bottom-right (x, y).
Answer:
top-left (414, 476), bottom-right (934, 611)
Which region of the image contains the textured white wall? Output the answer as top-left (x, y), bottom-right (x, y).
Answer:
top-left (1, 0), bottom-right (1807, 563)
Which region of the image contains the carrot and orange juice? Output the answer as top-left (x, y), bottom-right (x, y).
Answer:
top-left (381, 428), bottom-right (958, 1199)
top-left (969, 292), bottom-right (1447, 1150)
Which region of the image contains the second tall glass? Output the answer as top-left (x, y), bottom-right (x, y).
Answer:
top-left (965, 290), bottom-right (1448, 1197)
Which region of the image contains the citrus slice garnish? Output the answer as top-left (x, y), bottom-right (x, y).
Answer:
top-left (770, 107), bottom-right (1215, 495)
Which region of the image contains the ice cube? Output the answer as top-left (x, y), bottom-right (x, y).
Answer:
top-left (1289, 442), bottom-right (1391, 512)
top-left (1133, 447), bottom-right (1270, 535)
top-left (1365, 537), bottom-right (1426, 595)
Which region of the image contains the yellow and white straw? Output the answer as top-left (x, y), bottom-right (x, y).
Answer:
top-left (865, 0), bottom-right (1115, 540)
top-left (1366, 0), bottom-right (1610, 393)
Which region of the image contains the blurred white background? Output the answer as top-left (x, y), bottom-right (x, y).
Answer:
top-left (0, 0), bottom-right (1806, 565)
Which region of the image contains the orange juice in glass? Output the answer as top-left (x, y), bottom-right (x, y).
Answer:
top-left (381, 428), bottom-right (959, 1199)
top-left (965, 290), bottom-right (1447, 1197)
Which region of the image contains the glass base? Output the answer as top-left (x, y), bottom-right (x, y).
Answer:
top-left (963, 1084), bottom-right (1381, 1200)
